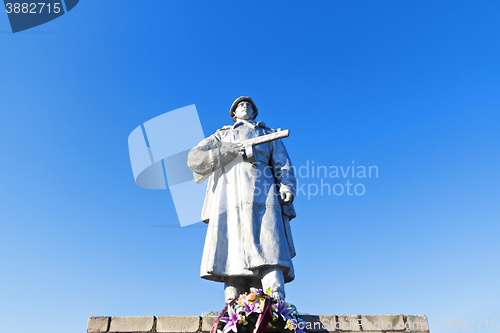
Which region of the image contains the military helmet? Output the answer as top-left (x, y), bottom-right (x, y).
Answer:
top-left (229, 96), bottom-right (258, 122)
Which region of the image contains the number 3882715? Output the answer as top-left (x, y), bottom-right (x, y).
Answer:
top-left (5, 3), bottom-right (61, 14)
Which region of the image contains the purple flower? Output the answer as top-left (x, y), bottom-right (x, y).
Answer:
top-left (220, 306), bottom-right (239, 333)
top-left (240, 297), bottom-right (261, 315)
top-left (276, 298), bottom-right (294, 321)
top-left (250, 287), bottom-right (264, 296)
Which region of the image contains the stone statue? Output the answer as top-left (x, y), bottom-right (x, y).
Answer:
top-left (187, 96), bottom-right (297, 304)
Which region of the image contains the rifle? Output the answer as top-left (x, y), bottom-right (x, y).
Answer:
top-left (239, 129), bottom-right (290, 165)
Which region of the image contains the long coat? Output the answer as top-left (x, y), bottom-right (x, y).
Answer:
top-left (187, 120), bottom-right (297, 283)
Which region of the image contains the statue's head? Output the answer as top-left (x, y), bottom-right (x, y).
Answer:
top-left (230, 96), bottom-right (258, 122)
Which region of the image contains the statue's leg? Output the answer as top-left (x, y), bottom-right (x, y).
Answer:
top-left (224, 276), bottom-right (247, 304)
top-left (261, 267), bottom-right (286, 300)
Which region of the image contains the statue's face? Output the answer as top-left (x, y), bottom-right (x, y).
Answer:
top-left (234, 101), bottom-right (255, 120)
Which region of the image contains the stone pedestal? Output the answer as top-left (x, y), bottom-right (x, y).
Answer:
top-left (87, 314), bottom-right (430, 333)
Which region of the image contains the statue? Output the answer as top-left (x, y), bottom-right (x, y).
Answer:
top-left (187, 96), bottom-right (297, 304)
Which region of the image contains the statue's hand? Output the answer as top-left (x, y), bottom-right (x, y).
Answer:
top-left (230, 142), bottom-right (245, 153)
top-left (280, 191), bottom-right (294, 204)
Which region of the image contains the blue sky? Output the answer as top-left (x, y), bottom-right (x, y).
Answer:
top-left (1, 1), bottom-right (499, 332)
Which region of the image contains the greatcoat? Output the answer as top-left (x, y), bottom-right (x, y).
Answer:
top-left (187, 119), bottom-right (297, 283)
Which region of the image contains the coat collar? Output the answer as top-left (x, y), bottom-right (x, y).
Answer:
top-left (232, 119), bottom-right (257, 129)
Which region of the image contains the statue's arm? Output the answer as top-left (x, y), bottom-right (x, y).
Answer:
top-left (270, 139), bottom-right (297, 203)
top-left (187, 132), bottom-right (242, 184)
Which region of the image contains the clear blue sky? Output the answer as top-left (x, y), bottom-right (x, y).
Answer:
top-left (1, 1), bottom-right (499, 333)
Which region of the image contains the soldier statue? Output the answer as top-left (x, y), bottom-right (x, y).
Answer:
top-left (188, 96), bottom-right (297, 304)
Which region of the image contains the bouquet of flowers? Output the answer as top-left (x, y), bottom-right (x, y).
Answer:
top-left (210, 288), bottom-right (305, 333)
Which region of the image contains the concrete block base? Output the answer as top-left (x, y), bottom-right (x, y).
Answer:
top-left (87, 314), bottom-right (430, 333)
